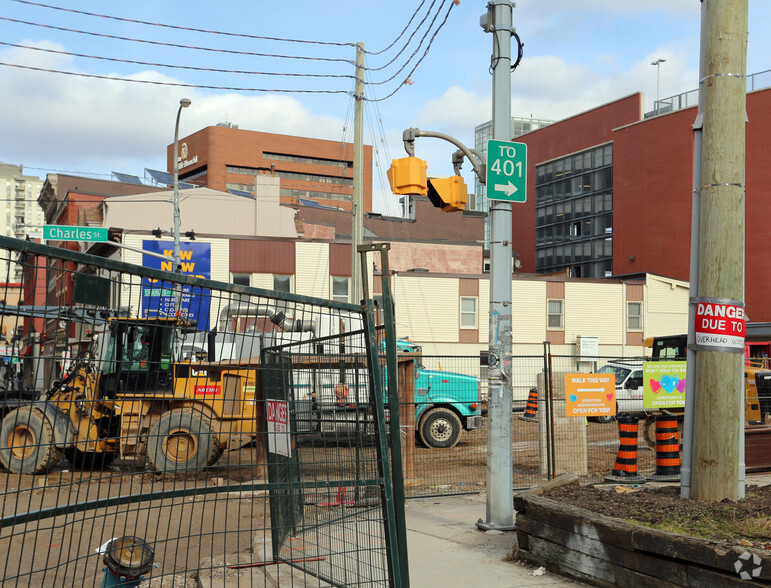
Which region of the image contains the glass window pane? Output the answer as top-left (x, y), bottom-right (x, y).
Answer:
top-left (273, 274), bottom-right (291, 293)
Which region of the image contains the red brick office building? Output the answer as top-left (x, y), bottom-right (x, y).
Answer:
top-left (168, 125), bottom-right (373, 212)
top-left (511, 88), bottom-right (771, 321)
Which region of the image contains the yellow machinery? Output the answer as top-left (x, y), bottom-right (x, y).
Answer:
top-left (0, 318), bottom-right (262, 474)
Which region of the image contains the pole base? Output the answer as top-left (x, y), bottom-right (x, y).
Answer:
top-left (647, 473), bottom-right (681, 482)
top-left (476, 518), bottom-right (517, 532)
top-left (604, 472), bottom-right (646, 484)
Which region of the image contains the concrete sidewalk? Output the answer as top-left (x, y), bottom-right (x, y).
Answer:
top-left (405, 493), bottom-right (584, 587)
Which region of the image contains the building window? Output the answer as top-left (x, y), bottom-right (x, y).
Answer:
top-left (460, 297), bottom-right (478, 329)
top-left (627, 301), bottom-right (643, 331)
top-left (273, 274), bottom-right (292, 293)
top-left (535, 143), bottom-right (613, 278)
top-left (232, 273), bottom-right (250, 286)
top-left (331, 276), bottom-right (349, 303)
top-left (547, 299), bottom-right (564, 330)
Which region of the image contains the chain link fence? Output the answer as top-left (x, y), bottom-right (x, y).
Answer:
top-left (0, 235), bottom-right (405, 587)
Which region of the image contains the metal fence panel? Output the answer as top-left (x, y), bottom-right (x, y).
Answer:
top-left (0, 235), bottom-right (401, 587)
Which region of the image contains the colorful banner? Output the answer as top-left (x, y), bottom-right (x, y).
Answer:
top-left (564, 373), bottom-right (616, 418)
top-left (643, 361), bottom-right (687, 409)
top-left (141, 241), bottom-right (211, 330)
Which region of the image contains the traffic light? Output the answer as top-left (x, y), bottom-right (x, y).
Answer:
top-left (427, 175), bottom-right (468, 213)
top-left (387, 157), bottom-right (428, 195)
top-left (1, 325), bottom-right (5, 337)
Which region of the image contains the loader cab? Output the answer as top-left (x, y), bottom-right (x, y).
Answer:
top-left (98, 319), bottom-right (178, 397)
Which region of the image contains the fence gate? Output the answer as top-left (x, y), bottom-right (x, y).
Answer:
top-left (0, 235), bottom-right (404, 587)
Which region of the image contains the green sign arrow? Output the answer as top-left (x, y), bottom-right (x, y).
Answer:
top-left (43, 225), bottom-right (109, 242)
top-left (486, 139), bottom-right (527, 203)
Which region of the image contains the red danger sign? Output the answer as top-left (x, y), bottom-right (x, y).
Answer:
top-left (694, 301), bottom-right (745, 351)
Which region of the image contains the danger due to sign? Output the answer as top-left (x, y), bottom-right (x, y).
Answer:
top-left (695, 302), bottom-right (745, 349)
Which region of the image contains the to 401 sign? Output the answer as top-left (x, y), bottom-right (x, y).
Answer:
top-left (486, 139), bottom-right (527, 202)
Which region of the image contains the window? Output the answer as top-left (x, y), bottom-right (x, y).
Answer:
top-left (273, 274), bottom-right (292, 293)
top-left (232, 273), bottom-right (250, 286)
top-left (460, 297), bottom-right (478, 329)
top-left (547, 299), bottom-right (564, 330)
top-left (331, 276), bottom-right (349, 303)
top-left (627, 301), bottom-right (643, 331)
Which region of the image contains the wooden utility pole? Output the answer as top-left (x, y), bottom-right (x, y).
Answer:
top-left (691, 0), bottom-right (748, 501)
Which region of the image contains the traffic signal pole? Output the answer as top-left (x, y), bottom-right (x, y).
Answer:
top-left (477, 0), bottom-right (515, 531)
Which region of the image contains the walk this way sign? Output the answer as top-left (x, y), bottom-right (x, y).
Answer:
top-left (486, 139), bottom-right (527, 202)
top-left (43, 225), bottom-right (108, 242)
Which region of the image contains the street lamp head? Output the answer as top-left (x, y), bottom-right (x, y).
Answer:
top-left (180, 98), bottom-right (192, 108)
top-left (651, 58), bottom-right (666, 66)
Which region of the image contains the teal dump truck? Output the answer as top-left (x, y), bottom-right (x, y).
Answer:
top-left (395, 338), bottom-right (483, 448)
top-left (287, 337), bottom-right (483, 448)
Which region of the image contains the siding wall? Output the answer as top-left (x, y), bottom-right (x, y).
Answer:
top-left (295, 242), bottom-right (330, 299)
top-left (645, 275), bottom-right (689, 337)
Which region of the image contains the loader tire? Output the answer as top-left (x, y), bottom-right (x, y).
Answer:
top-left (64, 447), bottom-right (118, 471)
top-left (147, 409), bottom-right (219, 473)
top-left (0, 407), bottom-right (63, 474)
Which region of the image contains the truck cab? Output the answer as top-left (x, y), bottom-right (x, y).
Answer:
top-left (394, 338), bottom-right (483, 448)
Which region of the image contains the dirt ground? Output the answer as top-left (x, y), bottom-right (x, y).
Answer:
top-left (0, 415), bottom-right (674, 584)
top-left (543, 482), bottom-right (771, 550)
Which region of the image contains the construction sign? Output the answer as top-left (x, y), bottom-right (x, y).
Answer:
top-left (643, 361), bottom-right (687, 409)
top-left (564, 373), bottom-right (616, 418)
top-left (266, 399), bottom-right (292, 457)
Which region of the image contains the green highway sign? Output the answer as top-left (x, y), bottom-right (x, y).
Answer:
top-left (43, 225), bottom-right (109, 242)
top-left (486, 139), bottom-right (527, 202)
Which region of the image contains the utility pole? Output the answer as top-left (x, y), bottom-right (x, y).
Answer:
top-left (477, 0), bottom-right (515, 531)
top-left (351, 43), bottom-right (365, 304)
top-left (690, 0), bottom-right (748, 501)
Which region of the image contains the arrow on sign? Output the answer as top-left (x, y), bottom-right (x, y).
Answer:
top-left (493, 181), bottom-right (518, 197)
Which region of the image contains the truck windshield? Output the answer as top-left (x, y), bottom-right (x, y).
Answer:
top-left (597, 364), bottom-right (632, 382)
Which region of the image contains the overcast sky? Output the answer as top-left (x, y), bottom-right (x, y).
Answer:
top-left (1, 0), bottom-right (768, 215)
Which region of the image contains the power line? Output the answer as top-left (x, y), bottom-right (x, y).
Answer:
top-left (367, 0), bottom-right (453, 86)
top-left (2, 42), bottom-right (357, 80)
top-left (366, 0), bottom-right (445, 72)
top-left (366, 0), bottom-right (457, 102)
top-left (10, 0), bottom-right (356, 48)
top-left (366, 0), bottom-right (431, 56)
top-left (0, 61), bottom-right (354, 94)
top-left (0, 17), bottom-right (355, 65)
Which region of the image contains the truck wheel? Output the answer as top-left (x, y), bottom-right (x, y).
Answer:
top-left (64, 447), bottom-right (118, 470)
top-left (597, 404), bottom-right (618, 424)
top-left (419, 408), bottom-right (461, 449)
top-left (147, 409), bottom-right (219, 472)
top-left (0, 407), bottom-right (63, 474)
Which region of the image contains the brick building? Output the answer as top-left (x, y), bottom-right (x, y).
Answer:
top-left (507, 86), bottom-right (771, 321)
top-left (168, 124), bottom-right (373, 212)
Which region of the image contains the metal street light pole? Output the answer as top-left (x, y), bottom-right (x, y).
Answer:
top-left (651, 58), bottom-right (666, 114)
top-left (173, 98), bottom-right (191, 273)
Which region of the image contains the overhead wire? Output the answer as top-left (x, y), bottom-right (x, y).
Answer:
top-left (366, 0), bottom-right (458, 102)
top-left (1, 1), bottom-right (459, 96)
top-left (0, 61), bottom-right (352, 94)
top-left (9, 0), bottom-right (356, 48)
top-left (364, 0), bottom-right (443, 72)
top-left (0, 42), bottom-right (357, 80)
top-left (0, 17), bottom-right (355, 65)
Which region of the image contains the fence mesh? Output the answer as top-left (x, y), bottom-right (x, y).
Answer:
top-left (0, 236), bottom-right (401, 587)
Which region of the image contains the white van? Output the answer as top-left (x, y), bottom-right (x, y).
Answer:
top-left (595, 361), bottom-right (649, 423)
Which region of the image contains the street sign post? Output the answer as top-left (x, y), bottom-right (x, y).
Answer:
top-left (43, 225), bottom-right (109, 242)
top-left (486, 139), bottom-right (527, 202)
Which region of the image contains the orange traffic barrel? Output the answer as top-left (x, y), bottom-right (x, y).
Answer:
top-left (647, 415), bottom-right (681, 482)
top-left (519, 387), bottom-right (538, 422)
top-left (605, 414), bottom-right (646, 483)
